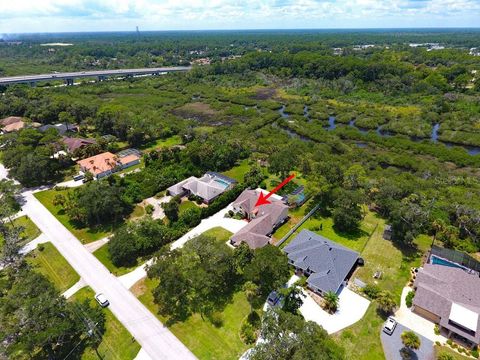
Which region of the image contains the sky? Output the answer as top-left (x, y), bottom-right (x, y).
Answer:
top-left (0, 0), bottom-right (479, 34)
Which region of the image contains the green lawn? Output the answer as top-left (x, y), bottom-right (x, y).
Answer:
top-left (93, 244), bottom-right (137, 276)
top-left (202, 227), bottom-right (233, 242)
top-left (222, 159), bottom-right (251, 182)
top-left (140, 135), bottom-right (182, 151)
top-left (69, 286), bottom-right (141, 360)
top-left (133, 277), bottom-right (250, 360)
top-left (179, 200), bottom-right (199, 215)
top-left (277, 206), bottom-right (374, 252)
top-left (0, 215), bottom-right (41, 250)
top-left (34, 189), bottom-right (113, 244)
top-left (28, 242), bottom-right (80, 293)
top-left (332, 211), bottom-right (432, 360)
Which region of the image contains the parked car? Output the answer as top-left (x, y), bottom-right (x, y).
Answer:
top-left (267, 290), bottom-right (282, 307)
top-left (383, 316), bottom-right (397, 335)
top-left (95, 293), bottom-right (109, 307)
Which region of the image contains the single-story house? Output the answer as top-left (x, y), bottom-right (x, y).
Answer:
top-left (284, 230), bottom-right (360, 296)
top-left (412, 264), bottom-right (480, 347)
top-left (62, 137), bottom-right (96, 153)
top-left (167, 172), bottom-right (236, 204)
top-left (39, 123), bottom-right (77, 135)
top-left (77, 151), bottom-right (141, 179)
top-left (0, 116), bottom-right (26, 133)
top-left (230, 188), bottom-right (289, 249)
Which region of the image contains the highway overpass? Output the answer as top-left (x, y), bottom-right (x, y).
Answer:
top-left (0, 66), bottom-right (191, 86)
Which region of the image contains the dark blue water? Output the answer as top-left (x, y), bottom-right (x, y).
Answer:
top-left (279, 105), bottom-right (289, 118)
top-left (327, 116), bottom-right (336, 130)
top-left (431, 123), bottom-right (440, 142)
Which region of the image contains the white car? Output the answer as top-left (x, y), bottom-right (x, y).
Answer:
top-left (95, 293), bottom-right (110, 307)
top-left (383, 316), bottom-right (397, 335)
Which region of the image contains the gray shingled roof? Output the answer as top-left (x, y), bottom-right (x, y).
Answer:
top-left (230, 189), bottom-right (289, 249)
top-left (413, 264), bottom-right (480, 344)
top-left (284, 230), bottom-right (359, 294)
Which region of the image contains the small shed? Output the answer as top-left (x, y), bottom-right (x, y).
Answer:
top-left (383, 224), bottom-right (392, 240)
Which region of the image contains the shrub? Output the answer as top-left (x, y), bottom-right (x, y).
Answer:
top-left (452, 343), bottom-right (458, 349)
top-left (458, 347), bottom-right (464, 353)
top-left (240, 322), bottom-right (256, 344)
top-left (405, 290), bottom-right (415, 308)
top-left (437, 353), bottom-right (454, 360)
top-left (434, 324), bottom-right (440, 335)
top-left (209, 312), bottom-right (224, 328)
top-left (446, 339), bottom-right (453, 346)
top-left (435, 341), bottom-right (441, 346)
top-left (37, 244), bottom-right (45, 252)
top-left (145, 204), bottom-right (155, 215)
top-left (247, 311), bottom-right (261, 327)
top-left (363, 283), bottom-right (381, 299)
top-left (471, 348), bottom-right (479, 358)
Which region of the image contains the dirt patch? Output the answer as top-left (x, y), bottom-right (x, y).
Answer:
top-left (130, 278), bottom-right (147, 297)
top-left (172, 102), bottom-right (224, 124)
top-left (252, 88), bottom-right (277, 100)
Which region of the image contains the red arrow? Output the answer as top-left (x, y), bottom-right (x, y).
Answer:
top-left (255, 173), bottom-right (296, 207)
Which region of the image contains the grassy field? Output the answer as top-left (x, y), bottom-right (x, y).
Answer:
top-left (69, 286), bottom-right (141, 360)
top-left (140, 135), bottom-right (182, 151)
top-left (179, 200), bottom-right (199, 215)
top-left (0, 215), bottom-right (41, 250)
top-left (331, 212), bottom-right (432, 360)
top-left (34, 189), bottom-right (113, 244)
top-left (202, 226), bottom-right (233, 242)
top-left (93, 244), bottom-right (137, 276)
top-left (221, 159), bottom-right (251, 182)
top-left (133, 277), bottom-right (250, 360)
top-left (28, 242), bottom-right (80, 293)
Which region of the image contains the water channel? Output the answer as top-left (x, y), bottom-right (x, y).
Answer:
top-left (276, 106), bottom-right (480, 156)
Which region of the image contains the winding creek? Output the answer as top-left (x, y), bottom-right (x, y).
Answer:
top-left (276, 105), bottom-right (480, 156)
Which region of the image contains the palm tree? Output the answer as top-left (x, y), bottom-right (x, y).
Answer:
top-left (401, 331), bottom-right (421, 358)
top-left (323, 291), bottom-right (339, 313)
top-left (243, 281), bottom-right (259, 312)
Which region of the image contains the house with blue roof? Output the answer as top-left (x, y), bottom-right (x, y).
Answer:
top-left (284, 229), bottom-right (361, 296)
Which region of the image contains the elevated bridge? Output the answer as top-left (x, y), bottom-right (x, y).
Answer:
top-left (0, 66), bottom-right (191, 86)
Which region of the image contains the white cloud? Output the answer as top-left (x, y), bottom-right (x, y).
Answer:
top-left (0, 0), bottom-right (479, 33)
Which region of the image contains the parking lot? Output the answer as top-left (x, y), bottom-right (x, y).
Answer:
top-left (380, 322), bottom-right (434, 360)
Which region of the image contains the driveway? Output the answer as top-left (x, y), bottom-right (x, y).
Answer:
top-left (20, 190), bottom-right (196, 360)
top-left (142, 195), bottom-right (172, 220)
top-left (381, 322), bottom-right (434, 360)
top-left (395, 287), bottom-right (446, 343)
top-left (266, 275), bottom-right (370, 334)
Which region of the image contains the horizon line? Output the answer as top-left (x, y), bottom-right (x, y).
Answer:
top-left (2, 26), bottom-right (480, 36)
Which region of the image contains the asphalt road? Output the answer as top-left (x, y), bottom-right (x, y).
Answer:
top-left (381, 322), bottom-right (434, 360)
top-left (0, 66), bottom-right (191, 85)
top-left (20, 190), bottom-right (196, 360)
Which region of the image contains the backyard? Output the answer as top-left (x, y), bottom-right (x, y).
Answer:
top-left (331, 212), bottom-right (432, 359)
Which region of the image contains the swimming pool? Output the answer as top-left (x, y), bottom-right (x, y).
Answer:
top-left (214, 179), bottom-right (230, 188)
top-left (431, 255), bottom-right (466, 270)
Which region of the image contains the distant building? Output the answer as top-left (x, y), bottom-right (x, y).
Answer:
top-left (0, 116), bottom-right (26, 133)
top-left (39, 123), bottom-right (78, 135)
top-left (77, 151), bottom-right (140, 179)
top-left (230, 188), bottom-right (289, 249)
top-left (413, 264), bottom-right (480, 347)
top-left (167, 172), bottom-right (236, 204)
top-left (284, 230), bottom-right (360, 296)
top-left (62, 137), bottom-right (96, 153)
